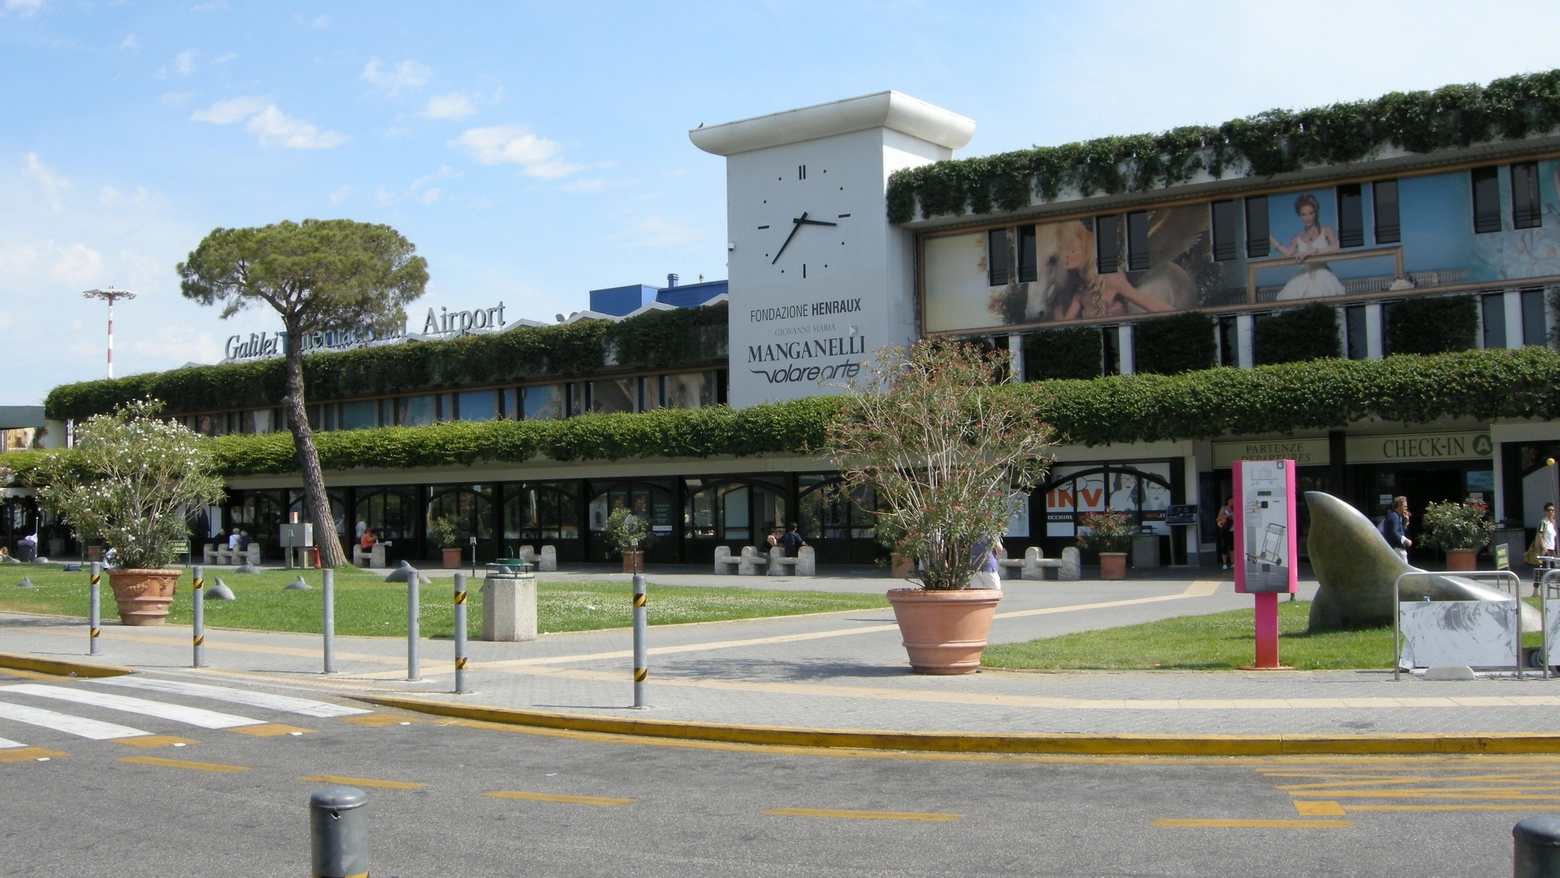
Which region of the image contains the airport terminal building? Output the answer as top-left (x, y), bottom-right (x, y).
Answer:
top-left (15, 74), bottom-right (1560, 568)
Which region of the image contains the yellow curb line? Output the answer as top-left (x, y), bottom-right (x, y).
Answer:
top-left (0, 651), bottom-right (132, 679)
top-left (357, 695), bottom-right (1560, 756)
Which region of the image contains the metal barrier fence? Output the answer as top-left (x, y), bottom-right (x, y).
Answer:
top-left (1393, 570), bottom-right (1524, 681)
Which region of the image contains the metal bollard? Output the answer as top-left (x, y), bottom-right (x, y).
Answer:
top-left (1515, 816), bottom-right (1560, 878)
top-left (453, 573), bottom-right (468, 694)
top-left (309, 785), bottom-right (368, 878)
top-left (407, 576), bottom-right (420, 681)
top-left (88, 562), bottom-right (101, 656)
top-left (192, 565), bottom-right (205, 668)
top-left (632, 567), bottom-right (647, 708)
top-left (322, 568), bottom-right (335, 674)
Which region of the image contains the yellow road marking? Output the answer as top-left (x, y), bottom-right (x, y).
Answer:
top-left (1293, 800), bottom-right (1347, 816)
top-left (111, 735), bottom-right (198, 749)
top-left (1275, 771), bottom-right (1560, 790)
top-left (339, 713), bottom-right (416, 727)
top-left (0, 747), bottom-right (66, 763)
top-left (229, 723), bottom-right (312, 737)
top-left (1292, 789), bottom-right (1560, 799)
top-left (1346, 804), bottom-right (1560, 812)
top-left (1153, 818), bottom-right (1352, 828)
top-left (119, 755), bottom-right (249, 773)
top-left (300, 774), bottom-right (425, 790)
top-left (765, 808), bottom-right (962, 822)
top-left (485, 790), bottom-right (634, 806)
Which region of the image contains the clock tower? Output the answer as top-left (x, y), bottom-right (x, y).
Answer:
top-left (690, 91), bottom-right (975, 408)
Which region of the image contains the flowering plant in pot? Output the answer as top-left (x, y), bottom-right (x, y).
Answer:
top-left (35, 399), bottom-right (223, 625)
top-left (1420, 496), bottom-right (1493, 570)
top-left (1075, 509), bottom-right (1137, 579)
top-left (601, 508), bottom-right (653, 573)
top-left (826, 340), bottom-right (1053, 673)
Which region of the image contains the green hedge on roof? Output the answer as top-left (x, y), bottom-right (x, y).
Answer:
top-left (43, 301), bottom-right (729, 420)
top-left (887, 69), bottom-right (1560, 224)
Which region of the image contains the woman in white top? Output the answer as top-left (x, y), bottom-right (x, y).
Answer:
top-left (1272, 194), bottom-right (1346, 300)
top-left (1535, 502), bottom-right (1557, 597)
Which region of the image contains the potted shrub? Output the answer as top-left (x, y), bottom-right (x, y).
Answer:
top-left (1076, 509), bottom-right (1136, 580)
top-left (34, 400), bottom-right (223, 625)
top-left (1420, 496), bottom-right (1494, 571)
top-left (427, 515), bottom-right (469, 569)
top-left (601, 508), bottom-right (653, 573)
top-left (827, 340), bottom-right (1053, 674)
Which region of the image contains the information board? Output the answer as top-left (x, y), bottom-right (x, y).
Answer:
top-left (1233, 459), bottom-right (1297, 595)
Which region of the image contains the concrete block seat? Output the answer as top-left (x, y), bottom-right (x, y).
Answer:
top-left (995, 546), bottom-right (1066, 581)
top-left (204, 544), bottom-right (261, 566)
top-left (352, 543), bottom-right (387, 568)
top-left (767, 545), bottom-right (816, 576)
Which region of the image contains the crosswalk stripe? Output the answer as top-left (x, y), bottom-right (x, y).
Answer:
top-left (0, 699), bottom-right (148, 740)
top-left (1, 684), bottom-right (262, 730)
top-left (96, 676), bottom-right (370, 718)
top-left (0, 736), bottom-right (26, 749)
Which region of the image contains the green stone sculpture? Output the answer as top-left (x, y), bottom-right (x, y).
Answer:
top-left (1305, 491), bottom-right (1540, 632)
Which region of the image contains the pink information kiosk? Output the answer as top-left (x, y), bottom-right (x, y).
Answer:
top-left (1232, 459), bottom-right (1298, 669)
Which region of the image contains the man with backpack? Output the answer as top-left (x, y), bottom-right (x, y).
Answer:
top-left (1380, 496), bottom-right (1411, 562)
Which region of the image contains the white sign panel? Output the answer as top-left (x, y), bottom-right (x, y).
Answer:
top-left (1398, 600), bottom-right (1519, 669)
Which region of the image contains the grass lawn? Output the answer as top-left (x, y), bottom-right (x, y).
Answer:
top-left (0, 565), bottom-right (888, 639)
top-left (982, 598), bottom-right (1548, 671)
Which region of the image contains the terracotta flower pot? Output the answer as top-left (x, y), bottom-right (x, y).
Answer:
top-left (1098, 552), bottom-right (1128, 580)
top-left (885, 587), bottom-right (1002, 675)
top-left (107, 568), bottom-right (179, 626)
top-left (442, 547), bottom-right (464, 569)
top-left (621, 551), bottom-right (644, 574)
top-left (1445, 548), bottom-right (1478, 571)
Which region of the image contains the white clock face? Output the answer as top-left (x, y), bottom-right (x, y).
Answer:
top-left (757, 162), bottom-right (850, 281)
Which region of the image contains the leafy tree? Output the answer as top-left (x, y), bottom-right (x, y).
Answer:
top-left (826, 340), bottom-right (1054, 590)
top-left (178, 220), bottom-right (428, 567)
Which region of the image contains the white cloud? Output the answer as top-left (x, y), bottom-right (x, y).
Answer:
top-left (422, 93), bottom-right (475, 120)
top-left (161, 92), bottom-right (196, 108)
top-left (0, 309), bottom-right (13, 329)
top-left (191, 96), bottom-right (267, 124)
top-left (618, 217), bottom-right (703, 248)
top-left (132, 325), bottom-right (224, 365)
top-left (329, 184), bottom-right (351, 204)
top-left (418, 187), bottom-right (441, 205)
top-left (190, 1), bottom-right (226, 11)
top-left (375, 185), bottom-right (395, 206)
top-left (2, 0), bottom-right (48, 16)
top-left (0, 240), bottom-right (103, 284)
top-left (192, 98), bottom-right (347, 149)
top-left (213, 53), bottom-right (235, 65)
top-left (23, 153), bottom-right (70, 212)
top-left (361, 57), bottom-right (431, 94)
top-left (120, 34), bottom-right (141, 51)
top-left (292, 12), bottom-right (328, 27)
top-left (175, 50), bottom-right (197, 75)
top-left (561, 178), bottom-right (608, 194)
top-left (449, 125), bottom-right (581, 178)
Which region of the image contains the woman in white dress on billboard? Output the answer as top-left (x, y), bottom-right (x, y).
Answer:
top-left (1271, 194), bottom-right (1346, 300)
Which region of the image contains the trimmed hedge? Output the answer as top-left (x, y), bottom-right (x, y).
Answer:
top-left (1133, 312), bottom-right (1217, 376)
top-left (1384, 295), bottom-right (1477, 355)
top-left (1023, 327), bottom-right (1103, 380)
top-left (45, 301), bottom-right (729, 420)
top-left (1254, 303), bottom-right (1342, 365)
top-left (887, 69), bottom-right (1560, 223)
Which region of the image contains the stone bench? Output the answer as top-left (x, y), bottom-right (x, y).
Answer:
top-left (764, 545), bottom-right (817, 576)
top-left (713, 545), bottom-right (742, 574)
top-left (204, 544), bottom-right (260, 566)
top-left (536, 545), bottom-right (557, 572)
top-left (712, 545), bottom-right (768, 575)
top-left (352, 543), bottom-right (387, 568)
top-left (994, 546), bottom-right (1066, 580)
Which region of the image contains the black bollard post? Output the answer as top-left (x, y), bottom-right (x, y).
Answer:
top-left (309, 786), bottom-right (368, 878)
top-left (1515, 817), bottom-right (1560, 878)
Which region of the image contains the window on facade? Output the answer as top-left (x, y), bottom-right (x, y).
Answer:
top-left (1217, 316), bottom-right (1239, 366)
top-left (1346, 305), bottom-right (1370, 359)
top-left (426, 484), bottom-right (495, 541)
top-left (398, 395), bottom-right (436, 427)
top-left (665, 372), bottom-right (714, 409)
top-left (456, 390), bottom-right (498, 422)
top-left (1336, 183), bottom-right (1364, 248)
top-left (502, 388), bottom-right (518, 420)
top-left (588, 483), bottom-right (676, 536)
top-left (503, 482), bottom-right (580, 541)
top-left (339, 400), bottom-right (378, 430)
top-left (567, 383), bottom-right (586, 417)
top-left (1125, 211), bottom-right (1150, 271)
top-left (1017, 224), bottom-right (1038, 283)
top-left (1095, 215), bottom-right (1121, 273)
top-left (306, 405), bottom-right (336, 433)
top-left (1210, 200), bottom-right (1239, 262)
top-left (1373, 179), bottom-right (1400, 244)
top-left (522, 385), bottom-right (564, 420)
top-left (1472, 166), bottom-right (1502, 234)
top-left (1245, 196), bottom-right (1270, 258)
top-left (797, 476), bottom-right (875, 541)
top-left (590, 378), bottom-right (637, 414)
top-left (639, 376), bottom-right (664, 412)
top-left (1482, 293), bottom-right (1508, 349)
top-left (987, 228), bottom-right (1013, 285)
top-left (355, 488), bottom-right (417, 542)
top-left (1522, 288), bottom-right (1547, 346)
top-left (1512, 162), bottom-right (1543, 230)
top-left (1101, 326), bottom-right (1120, 376)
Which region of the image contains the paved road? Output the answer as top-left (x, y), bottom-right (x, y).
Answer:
top-left (0, 667), bottom-right (1546, 877)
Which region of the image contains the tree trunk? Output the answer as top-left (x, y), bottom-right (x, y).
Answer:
top-left (282, 342), bottom-right (347, 568)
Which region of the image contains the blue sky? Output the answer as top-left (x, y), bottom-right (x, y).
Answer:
top-left (2, 0), bottom-right (1556, 404)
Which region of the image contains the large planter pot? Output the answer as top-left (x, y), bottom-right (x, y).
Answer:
top-left (441, 547), bottom-right (463, 569)
top-left (107, 568), bottom-right (179, 626)
top-left (885, 588), bottom-right (1002, 675)
top-left (1445, 548), bottom-right (1478, 571)
top-left (621, 551), bottom-right (644, 574)
top-left (1098, 552), bottom-right (1128, 580)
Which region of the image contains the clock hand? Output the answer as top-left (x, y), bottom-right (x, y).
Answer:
top-left (772, 215), bottom-right (805, 265)
top-left (795, 218), bottom-right (837, 227)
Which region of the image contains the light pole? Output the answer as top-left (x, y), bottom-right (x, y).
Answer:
top-left (81, 287), bottom-right (138, 379)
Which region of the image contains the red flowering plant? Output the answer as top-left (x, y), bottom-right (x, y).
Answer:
top-left (825, 340), bottom-right (1054, 590)
top-left (1075, 509), bottom-right (1137, 554)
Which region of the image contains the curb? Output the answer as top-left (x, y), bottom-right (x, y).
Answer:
top-left (359, 695), bottom-right (1560, 756)
top-left (0, 652), bottom-right (133, 679)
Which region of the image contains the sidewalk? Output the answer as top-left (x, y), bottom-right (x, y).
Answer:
top-left (4, 568), bottom-right (1558, 755)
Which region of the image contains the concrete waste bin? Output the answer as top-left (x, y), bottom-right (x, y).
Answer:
top-left (481, 565), bottom-right (537, 642)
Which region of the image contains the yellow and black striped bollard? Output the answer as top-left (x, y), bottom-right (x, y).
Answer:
top-left (453, 573), bottom-right (468, 694)
top-left (88, 562), bottom-right (101, 656)
top-left (192, 565), bottom-right (205, 668)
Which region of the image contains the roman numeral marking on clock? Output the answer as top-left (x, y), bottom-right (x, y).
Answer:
top-left (798, 165), bottom-right (806, 180)
top-left (837, 214), bottom-right (850, 218)
top-left (757, 225), bottom-right (769, 230)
